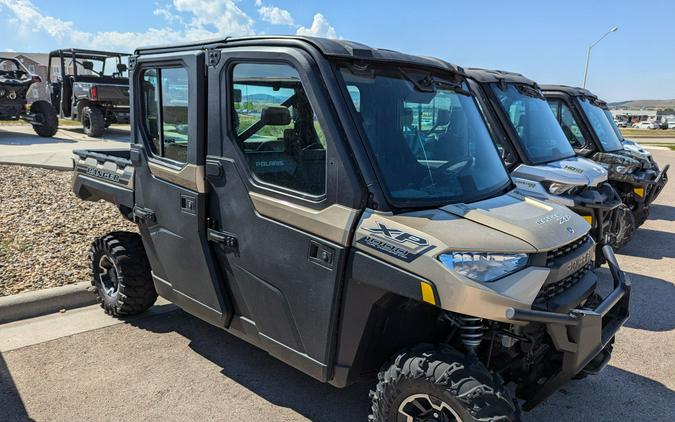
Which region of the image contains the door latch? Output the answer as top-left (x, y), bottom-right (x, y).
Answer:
top-left (308, 240), bottom-right (335, 269)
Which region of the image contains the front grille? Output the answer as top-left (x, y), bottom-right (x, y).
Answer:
top-left (535, 262), bottom-right (593, 303)
top-left (546, 234), bottom-right (590, 267)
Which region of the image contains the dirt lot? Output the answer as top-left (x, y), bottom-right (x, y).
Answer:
top-left (0, 165), bottom-right (135, 296)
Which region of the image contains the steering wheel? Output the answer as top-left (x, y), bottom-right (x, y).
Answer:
top-left (418, 157), bottom-right (474, 188)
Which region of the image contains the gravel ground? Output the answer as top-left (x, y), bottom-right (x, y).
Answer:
top-left (0, 164), bottom-right (135, 296)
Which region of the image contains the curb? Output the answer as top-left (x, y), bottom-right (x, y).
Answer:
top-left (0, 282), bottom-right (97, 324)
top-left (0, 160), bottom-right (72, 171)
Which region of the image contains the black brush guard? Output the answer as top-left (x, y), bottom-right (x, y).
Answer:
top-left (506, 245), bottom-right (630, 410)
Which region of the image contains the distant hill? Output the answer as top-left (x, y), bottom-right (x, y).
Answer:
top-left (241, 93), bottom-right (289, 103)
top-left (608, 99), bottom-right (675, 109)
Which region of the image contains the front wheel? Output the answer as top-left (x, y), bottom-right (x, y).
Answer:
top-left (29, 100), bottom-right (58, 137)
top-left (89, 231), bottom-right (157, 316)
top-left (369, 345), bottom-right (519, 422)
top-left (609, 203), bottom-right (636, 250)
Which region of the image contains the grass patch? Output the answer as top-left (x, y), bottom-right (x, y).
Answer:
top-left (640, 143), bottom-right (675, 151)
top-left (620, 128), bottom-right (675, 138)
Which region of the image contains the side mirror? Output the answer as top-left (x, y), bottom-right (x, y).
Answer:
top-left (261, 106), bottom-right (291, 126)
top-left (232, 88), bottom-right (242, 103)
top-left (117, 63), bottom-right (128, 73)
top-left (82, 60), bottom-right (94, 71)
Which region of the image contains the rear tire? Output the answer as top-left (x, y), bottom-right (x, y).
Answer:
top-left (89, 231), bottom-right (157, 316)
top-left (369, 345), bottom-right (519, 422)
top-left (82, 106), bottom-right (105, 137)
top-left (30, 100), bottom-right (58, 137)
top-left (609, 204), bottom-right (636, 250)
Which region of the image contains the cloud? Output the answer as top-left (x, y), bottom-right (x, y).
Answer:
top-left (0, 0), bottom-right (340, 52)
top-left (0, 0), bottom-right (254, 52)
top-left (296, 13), bottom-right (337, 39)
top-left (258, 5), bottom-right (294, 26)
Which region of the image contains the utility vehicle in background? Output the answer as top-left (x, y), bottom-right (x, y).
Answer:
top-left (465, 69), bottom-right (627, 255)
top-left (71, 36), bottom-right (630, 421)
top-left (47, 49), bottom-right (130, 137)
top-left (0, 56), bottom-right (58, 136)
top-left (542, 85), bottom-right (669, 226)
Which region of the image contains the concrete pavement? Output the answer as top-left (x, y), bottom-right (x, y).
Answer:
top-left (0, 124), bottom-right (130, 170)
top-left (0, 151), bottom-right (673, 421)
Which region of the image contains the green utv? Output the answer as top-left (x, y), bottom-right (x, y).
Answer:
top-left (464, 69), bottom-right (626, 262)
top-left (542, 85), bottom-right (669, 228)
top-left (72, 36), bottom-right (630, 421)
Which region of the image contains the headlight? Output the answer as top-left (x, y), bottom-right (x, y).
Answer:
top-left (438, 252), bottom-right (529, 282)
top-left (545, 182), bottom-right (576, 195)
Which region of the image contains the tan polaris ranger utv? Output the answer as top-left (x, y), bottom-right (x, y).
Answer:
top-left (72, 36), bottom-right (630, 421)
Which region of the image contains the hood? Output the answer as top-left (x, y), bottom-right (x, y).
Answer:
top-left (622, 140), bottom-right (654, 163)
top-left (593, 150), bottom-right (651, 170)
top-left (512, 156), bottom-right (608, 187)
top-left (441, 192), bottom-right (590, 251)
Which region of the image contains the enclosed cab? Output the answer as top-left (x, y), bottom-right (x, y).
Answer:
top-left (0, 56), bottom-right (58, 136)
top-left (542, 85), bottom-right (669, 226)
top-left (465, 69), bottom-right (625, 258)
top-left (47, 49), bottom-right (131, 137)
top-left (72, 36), bottom-right (630, 420)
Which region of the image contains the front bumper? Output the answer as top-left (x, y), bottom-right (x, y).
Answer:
top-left (506, 245), bottom-right (630, 410)
top-left (643, 163), bottom-right (669, 206)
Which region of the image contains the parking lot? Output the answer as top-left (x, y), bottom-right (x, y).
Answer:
top-left (0, 125), bottom-right (673, 421)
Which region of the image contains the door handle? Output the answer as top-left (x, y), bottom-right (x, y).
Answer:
top-left (208, 228), bottom-right (238, 254)
top-left (308, 240), bottom-right (334, 268)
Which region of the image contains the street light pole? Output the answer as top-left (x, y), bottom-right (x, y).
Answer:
top-left (582, 26), bottom-right (619, 88)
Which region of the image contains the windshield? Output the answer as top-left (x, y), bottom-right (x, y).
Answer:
top-left (338, 64), bottom-right (511, 206)
top-left (490, 84), bottom-right (575, 163)
top-left (66, 55), bottom-right (129, 78)
top-left (578, 97), bottom-right (623, 152)
top-left (603, 108), bottom-right (625, 141)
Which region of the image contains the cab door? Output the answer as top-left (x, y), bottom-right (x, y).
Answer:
top-left (130, 51), bottom-right (232, 327)
top-left (204, 47), bottom-right (364, 381)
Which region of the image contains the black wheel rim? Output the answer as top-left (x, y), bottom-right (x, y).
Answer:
top-left (83, 114), bottom-right (91, 131)
top-left (397, 394), bottom-right (460, 422)
top-left (97, 255), bottom-right (120, 297)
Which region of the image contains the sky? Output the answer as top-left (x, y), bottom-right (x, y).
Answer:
top-left (0, 0), bottom-right (673, 102)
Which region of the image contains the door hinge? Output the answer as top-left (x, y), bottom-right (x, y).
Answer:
top-left (206, 48), bottom-right (221, 68)
top-left (133, 205), bottom-right (156, 223)
top-left (208, 228), bottom-right (239, 254)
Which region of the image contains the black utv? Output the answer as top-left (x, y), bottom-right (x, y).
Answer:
top-left (0, 56), bottom-right (58, 136)
top-left (47, 49), bottom-right (130, 137)
top-left (542, 85), bottom-right (669, 227)
top-left (71, 36), bottom-right (630, 421)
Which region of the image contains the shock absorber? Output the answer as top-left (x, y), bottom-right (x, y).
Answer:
top-left (459, 316), bottom-right (484, 354)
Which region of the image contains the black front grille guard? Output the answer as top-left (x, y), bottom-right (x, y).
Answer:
top-left (506, 245), bottom-right (631, 410)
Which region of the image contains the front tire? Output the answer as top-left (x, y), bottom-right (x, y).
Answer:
top-left (29, 100), bottom-right (58, 137)
top-left (82, 106), bottom-right (105, 137)
top-left (89, 231), bottom-right (157, 316)
top-left (370, 345), bottom-right (519, 422)
top-left (609, 203), bottom-right (636, 250)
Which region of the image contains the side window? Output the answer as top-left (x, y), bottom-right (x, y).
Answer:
top-left (552, 100), bottom-right (586, 149)
top-left (231, 62), bottom-right (326, 196)
top-left (141, 67), bottom-right (190, 163)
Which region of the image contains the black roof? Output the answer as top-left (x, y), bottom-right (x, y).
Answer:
top-left (134, 35), bottom-right (464, 76)
top-left (48, 48), bottom-right (130, 58)
top-left (539, 84), bottom-right (598, 100)
top-left (465, 68), bottom-right (537, 87)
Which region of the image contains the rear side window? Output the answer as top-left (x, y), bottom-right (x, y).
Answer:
top-left (230, 62), bottom-right (327, 196)
top-left (141, 67), bottom-right (189, 163)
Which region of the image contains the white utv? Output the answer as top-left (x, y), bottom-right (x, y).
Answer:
top-left (465, 69), bottom-right (628, 259)
top-left (71, 36), bottom-right (630, 421)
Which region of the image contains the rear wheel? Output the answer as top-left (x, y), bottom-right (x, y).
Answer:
top-left (369, 345), bottom-right (519, 422)
top-left (89, 231), bottom-right (157, 316)
top-left (29, 100), bottom-right (58, 137)
top-left (82, 106), bottom-right (105, 137)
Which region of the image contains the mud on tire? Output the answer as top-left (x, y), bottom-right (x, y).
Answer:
top-left (369, 345), bottom-right (519, 422)
top-left (89, 231), bottom-right (157, 316)
top-left (29, 100), bottom-right (58, 137)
